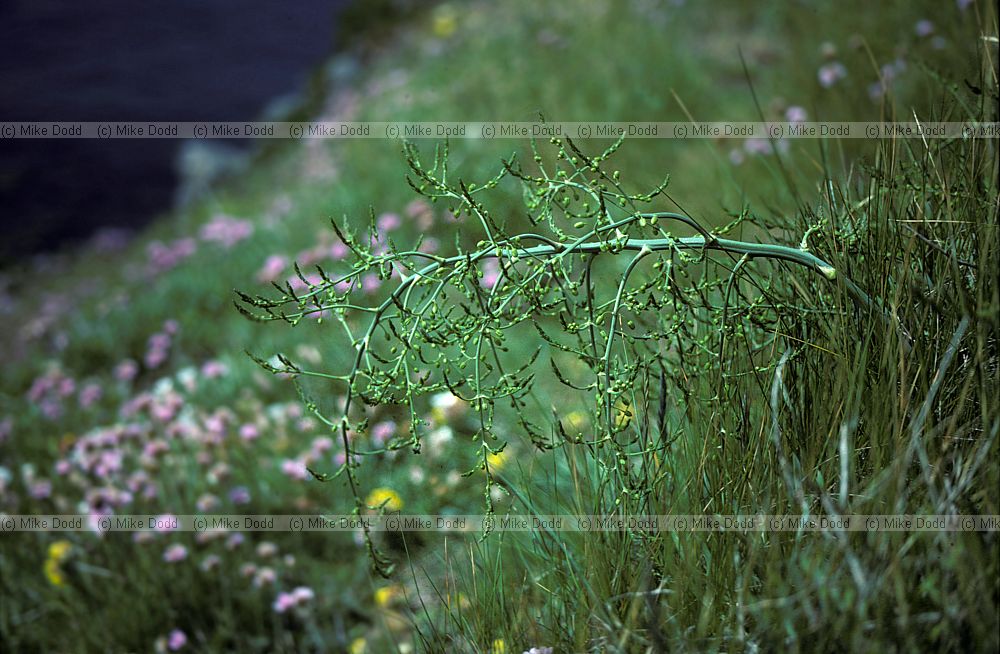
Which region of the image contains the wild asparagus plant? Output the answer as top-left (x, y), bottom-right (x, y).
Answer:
top-left (235, 135), bottom-right (901, 576)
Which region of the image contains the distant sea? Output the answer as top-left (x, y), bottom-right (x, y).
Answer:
top-left (0, 0), bottom-right (347, 262)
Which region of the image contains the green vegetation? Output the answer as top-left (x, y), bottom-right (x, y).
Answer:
top-left (1, 1), bottom-right (996, 652)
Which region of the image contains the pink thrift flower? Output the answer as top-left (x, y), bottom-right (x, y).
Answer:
top-left (78, 382), bottom-right (102, 409)
top-left (228, 486), bottom-right (251, 505)
top-left (311, 436), bottom-right (333, 453)
top-left (405, 199), bottom-right (432, 220)
top-left (273, 592), bottom-right (296, 613)
top-left (330, 241), bottom-right (348, 260)
top-left (292, 586), bottom-right (315, 603)
top-left (39, 400), bottom-right (62, 420)
top-left (196, 493), bottom-right (220, 512)
top-left (372, 421), bottom-right (394, 446)
top-left (239, 424), bottom-right (260, 441)
top-left (480, 259), bottom-right (500, 290)
top-left (287, 273), bottom-right (322, 293)
top-left (115, 359), bottom-right (139, 384)
top-left (149, 333), bottom-right (171, 351)
top-left (145, 345), bottom-right (169, 370)
top-left (87, 511), bottom-right (109, 537)
top-left (29, 479), bottom-right (52, 499)
top-left (818, 62), bottom-right (847, 88)
top-left (27, 375), bottom-right (52, 404)
top-left (256, 541), bottom-right (279, 558)
top-left (281, 459), bottom-right (309, 481)
top-left (95, 450), bottom-right (123, 477)
top-left (167, 629), bottom-right (187, 651)
top-left (150, 400), bottom-right (177, 423)
top-left (253, 567), bottom-right (277, 588)
top-left (174, 238), bottom-right (197, 258)
top-left (200, 215), bottom-right (254, 248)
top-left (154, 514), bottom-right (179, 533)
top-left (361, 274), bottom-right (381, 294)
top-left (785, 106), bottom-right (807, 123)
top-left (296, 245), bottom-right (321, 267)
top-left (204, 413), bottom-right (226, 436)
top-left (148, 239), bottom-right (197, 274)
top-left (200, 360), bottom-right (227, 379)
top-left (57, 377), bottom-right (76, 398)
top-left (163, 544), bottom-right (188, 563)
top-left (257, 255), bottom-right (288, 283)
top-left (377, 212), bottom-right (401, 231)
top-left (744, 138), bottom-right (773, 156)
top-left (143, 440), bottom-right (169, 458)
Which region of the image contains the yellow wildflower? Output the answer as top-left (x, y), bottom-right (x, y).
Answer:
top-left (366, 487), bottom-right (403, 511)
top-left (486, 449), bottom-right (509, 471)
top-left (48, 539), bottom-right (72, 562)
top-left (491, 639), bottom-right (506, 654)
top-left (432, 5), bottom-right (458, 38)
top-left (44, 558), bottom-right (65, 587)
top-left (348, 637), bottom-right (367, 654)
top-left (374, 584), bottom-right (402, 608)
top-left (44, 539), bottom-right (73, 587)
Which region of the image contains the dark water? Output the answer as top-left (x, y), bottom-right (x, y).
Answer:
top-left (0, 0), bottom-right (347, 262)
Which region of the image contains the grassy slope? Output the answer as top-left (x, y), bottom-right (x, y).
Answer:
top-left (1, 0), bottom-right (996, 651)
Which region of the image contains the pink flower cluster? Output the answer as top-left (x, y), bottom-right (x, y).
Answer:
top-left (163, 543), bottom-right (188, 563)
top-left (480, 258), bottom-right (501, 290)
top-left (115, 359), bottom-right (139, 382)
top-left (27, 366), bottom-right (77, 420)
top-left (199, 214), bottom-right (254, 249)
top-left (728, 106), bottom-right (805, 166)
top-left (168, 629), bottom-right (187, 650)
top-left (817, 62), bottom-right (847, 88)
top-left (256, 200), bottom-right (445, 304)
top-left (147, 238), bottom-right (197, 275)
top-left (257, 255), bottom-right (289, 284)
top-left (371, 421), bottom-right (395, 447)
top-left (144, 320), bottom-right (179, 369)
top-left (279, 433), bottom-right (343, 481)
top-left (272, 586), bottom-right (315, 613)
